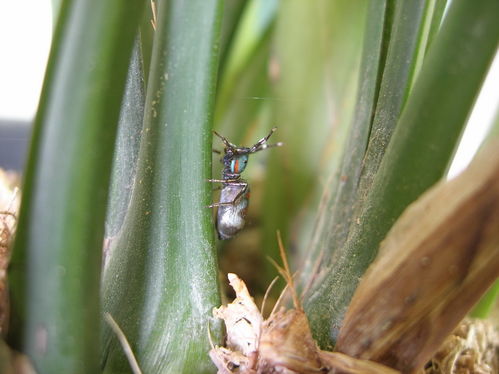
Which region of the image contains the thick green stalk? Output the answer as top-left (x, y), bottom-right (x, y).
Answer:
top-left (424, 0), bottom-right (448, 55)
top-left (105, 39), bottom-right (146, 239)
top-left (214, 31), bottom-right (273, 144)
top-left (51, 0), bottom-right (62, 23)
top-left (214, 0), bottom-right (278, 141)
top-left (262, 0), bottom-right (368, 279)
top-left (352, 0), bottom-right (428, 232)
top-left (218, 0), bottom-right (247, 75)
top-left (101, 0), bottom-right (223, 373)
top-left (305, 0), bottom-right (499, 348)
top-left (299, 0), bottom-right (392, 288)
top-left (139, 2), bottom-right (156, 87)
top-left (8, 0), bottom-right (145, 372)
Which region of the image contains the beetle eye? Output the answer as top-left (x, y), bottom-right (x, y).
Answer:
top-left (231, 155), bottom-right (249, 174)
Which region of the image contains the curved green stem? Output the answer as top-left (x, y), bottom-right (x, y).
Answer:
top-left (8, 0), bottom-right (145, 372)
top-left (101, 0), bottom-right (223, 372)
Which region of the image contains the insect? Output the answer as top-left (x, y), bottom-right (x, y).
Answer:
top-left (208, 127), bottom-right (282, 240)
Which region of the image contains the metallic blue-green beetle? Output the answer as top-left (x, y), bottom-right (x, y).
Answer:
top-left (208, 127), bottom-right (282, 240)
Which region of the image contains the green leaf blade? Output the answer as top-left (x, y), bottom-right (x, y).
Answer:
top-left (305, 0), bottom-right (499, 348)
top-left (263, 0), bottom-right (369, 281)
top-left (8, 0), bottom-right (145, 372)
top-left (102, 1), bottom-right (223, 373)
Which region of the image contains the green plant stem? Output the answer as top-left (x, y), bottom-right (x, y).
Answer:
top-left (139, 2), bottom-right (156, 87)
top-left (105, 38), bottom-right (146, 239)
top-left (218, 0), bottom-right (247, 75)
top-left (8, 0), bottom-right (145, 372)
top-left (305, 0), bottom-right (499, 348)
top-left (261, 0), bottom-right (368, 284)
top-left (214, 31), bottom-right (273, 144)
top-left (424, 0), bottom-right (448, 55)
top-left (299, 0), bottom-right (392, 291)
top-left (101, 0), bottom-right (223, 373)
top-left (330, 0), bottom-right (432, 283)
top-left (352, 0), bottom-right (428, 241)
top-left (214, 0), bottom-right (277, 143)
top-left (51, 0), bottom-right (62, 24)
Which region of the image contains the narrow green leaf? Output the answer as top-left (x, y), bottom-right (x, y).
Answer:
top-left (260, 1), bottom-right (368, 283)
top-left (105, 38), bottom-right (146, 239)
top-left (214, 0), bottom-right (277, 140)
top-left (51, 0), bottom-right (62, 24)
top-left (424, 0), bottom-right (448, 55)
top-left (298, 0), bottom-right (391, 290)
top-left (305, 0), bottom-right (499, 348)
top-left (214, 32), bottom-right (273, 144)
top-left (139, 2), bottom-right (156, 87)
top-left (101, 0), bottom-right (223, 373)
top-left (8, 0), bottom-right (145, 372)
top-left (409, 0), bottom-right (448, 91)
top-left (221, 0), bottom-right (277, 85)
top-left (352, 0), bottom-right (429, 230)
top-left (218, 0), bottom-right (247, 74)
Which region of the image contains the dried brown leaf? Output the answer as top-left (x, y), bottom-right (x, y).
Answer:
top-left (211, 272), bottom-right (398, 373)
top-left (319, 351), bottom-right (399, 374)
top-left (0, 339), bottom-right (37, 374)
top-left (258, 308), bottom-right (323, 373)
top-left (210, 273), bottom-right (262, 373)
top-left (336, 141), bottom-right (499, 373)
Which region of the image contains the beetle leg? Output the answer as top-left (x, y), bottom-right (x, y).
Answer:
top-left (223, 181), bottom-right (247, 186)
top-left (206, 179), bottom-right (246, 185)
top-left (230, 182), bottom-right (248, 205)
top-left (207, 201), bottom-right (236, 208)
top-left (213, 130), bottom-right (237, 149)
top-left (207, 182), bottom-right (248, 209)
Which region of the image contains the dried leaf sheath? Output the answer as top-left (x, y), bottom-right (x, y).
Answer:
top-left (211, 274), bottom-right (398, 374)
top-left (336, 141), bottom-right (499, 373)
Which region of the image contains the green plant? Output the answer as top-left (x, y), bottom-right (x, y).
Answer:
top-left (3, 0), bottom-right (498, 373)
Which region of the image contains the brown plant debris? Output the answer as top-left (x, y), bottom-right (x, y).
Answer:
top-left (424, 318), bottom-right (498, 374)
top-left (210, 234), bottom-right (398, 374)
top-left (210, 273), bottom-right (398, 374)
top-left (335, 140), bottom-right (499, 373)
top-left (0, 339), bottom-right (37, 374)
top-left (0, 169), bottom-right (20, 336)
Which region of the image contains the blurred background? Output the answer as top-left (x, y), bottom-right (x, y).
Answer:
top-left (2, 1), bottom-right (498, 294)
top-left (0, 0), bottom-right (497, 176)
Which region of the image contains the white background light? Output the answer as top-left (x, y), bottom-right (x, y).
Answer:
top-left (0, 0), bottom-right (52, 120)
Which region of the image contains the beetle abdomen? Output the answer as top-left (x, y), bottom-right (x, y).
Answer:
top-left (216, 184), bottom-right (250, 240)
